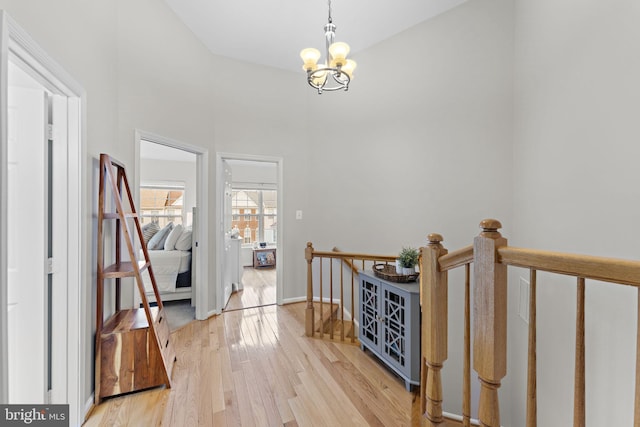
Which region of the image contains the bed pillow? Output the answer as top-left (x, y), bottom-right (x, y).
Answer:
top-left (141, 222), bottom-right (160, 245)
top-left (164, 224), bottom-right (184, 251)
top-left (147, 222), bottom-right (173, 250)
top-left (174, 229), bottom-right (193, 251)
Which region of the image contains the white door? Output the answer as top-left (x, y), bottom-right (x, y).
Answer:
top-left (7, 62), bottom-right (47, 403)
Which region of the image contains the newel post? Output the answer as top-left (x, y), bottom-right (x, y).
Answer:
top-left (421, 233), bottom-right (449, 426)
top-left (473, 219), bottom-right (508, 427)
top-left (305, 242), bottom-right (315, 337)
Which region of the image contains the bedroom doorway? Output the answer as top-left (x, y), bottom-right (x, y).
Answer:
top-left (216, 154), bottom-right (283, 312)
top-left (135, 131), bottom-right (209, 321)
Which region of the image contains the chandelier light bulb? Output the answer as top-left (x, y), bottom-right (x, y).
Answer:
top-left (328, 42), bottom-right (350, 66)
top-left (341, 59), bottom-right (357, 78)
top-left (300, 48), bottom-right (321, 70)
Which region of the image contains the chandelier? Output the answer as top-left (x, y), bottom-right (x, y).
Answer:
top-left (300, 0), bottom-right (357, 94)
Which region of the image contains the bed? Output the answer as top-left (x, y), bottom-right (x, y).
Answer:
top-left (140, 221), bottom-right (194, 302)
top-left (141, 249), bottom-right (192, 301)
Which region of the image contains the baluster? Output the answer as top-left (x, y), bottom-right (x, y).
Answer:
top-left (463, 263), bottom-right (471, 427)
top-left (305, 242), bottom-right (314, 337)
top-left (351, 257), bottom-right (355, 343)
top-left (421, 233), bottom-right (449, 425)
top-left (527, 269), bottom-right (537, 427)
top-left (340, 258), bottom-right (344, 341)
top-left (319, 257), bottom-right (323, 338)
top-left (473, 219), bottom-right (507, 427)
top-left (574, 278), bottom-right (585, 427)
top-left (330, 259), bottom-right (334, 340)
top-left (635, 287), bottom-right (640, 426)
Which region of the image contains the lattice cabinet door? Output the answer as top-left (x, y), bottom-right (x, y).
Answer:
top-left (359, 276), bottom-right (381, 352)
top-left (383, 287), bottom-right (408, 370)
top-left (358, 271), bottom-right (421, 391)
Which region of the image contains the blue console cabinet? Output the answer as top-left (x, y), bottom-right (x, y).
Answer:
top-left (358, 270), bottom-right (421, 391)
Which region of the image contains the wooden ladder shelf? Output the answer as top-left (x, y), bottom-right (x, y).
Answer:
top-left (95, 153), bottom-right (176, 404)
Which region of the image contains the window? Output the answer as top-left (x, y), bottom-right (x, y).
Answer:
top-left (231, 189), bottom-right (277, 244)
top-left (139, 184), bottom-right (185, 227)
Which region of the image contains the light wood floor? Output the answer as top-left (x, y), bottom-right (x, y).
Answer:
top-left (225, 267), bottom-right (276, 312)
top-left (84, 302), bottom-right (423, 426)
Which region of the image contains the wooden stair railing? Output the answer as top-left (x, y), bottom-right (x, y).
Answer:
top-left (305, 242), bottom-right (396, 343)
top-left (421, 234), bottom-right (474, 426)
top-left (420, 218), bottom-right (640, 427)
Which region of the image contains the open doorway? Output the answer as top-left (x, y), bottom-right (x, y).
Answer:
top-left (135, 131), bottom-right (209, 322)
top-left (216, 154), bottom-right (283, 312)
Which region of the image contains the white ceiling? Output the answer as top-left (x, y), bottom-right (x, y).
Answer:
top-left (164, 0), bottom-right (468, 72)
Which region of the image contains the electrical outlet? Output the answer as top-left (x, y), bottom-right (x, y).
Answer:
top-left (296, 210), bottom-right (303, 220)
top-left (519, 277), bottom-right (530, 323)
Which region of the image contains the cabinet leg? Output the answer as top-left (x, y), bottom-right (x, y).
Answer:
top-left (405, 380), bottom-right (412, 392)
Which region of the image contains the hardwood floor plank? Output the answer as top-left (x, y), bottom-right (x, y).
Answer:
top-left (240, 361), bottom-right (271, 427)
top-left (84, 302), bottom-right (425, 427)
top-left (287, 396), bottom-right (313, 427)
top-left (196, 349), bottom-right (214, 426)
top-left (232, 369), bottom-right (257, 427)
top-left (208, 348), bottom-right (226, 414)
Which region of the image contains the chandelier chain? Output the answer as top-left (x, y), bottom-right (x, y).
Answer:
top-left (328, 0), bottom-right (332, 23)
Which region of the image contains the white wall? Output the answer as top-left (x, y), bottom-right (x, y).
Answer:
top-left (140, 158), bottom-right (197, 226)
top-left (509, 0), bottom-right (640, 425)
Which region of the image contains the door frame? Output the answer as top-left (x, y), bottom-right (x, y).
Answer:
top-left (215, 152), bottom-right (284, 312)
top-left (0, 10), bottom-right (85, 424)
top-left (134, 130), bottom-right (209, 320)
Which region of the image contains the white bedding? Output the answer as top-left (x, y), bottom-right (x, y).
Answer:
top-left (141, 249), bottom-right (191, 294)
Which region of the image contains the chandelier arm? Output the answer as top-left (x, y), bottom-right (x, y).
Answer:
top-left (330, 69), bottom-right (350, 86)
top-left (307, 67), bottom-right (349, 94)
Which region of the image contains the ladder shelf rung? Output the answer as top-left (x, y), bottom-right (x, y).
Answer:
top-left (101, 260), bottom-right (149, 278)
top-left (101, 306), bottom-right (161, 334)
top-left (102, 212), bottom-right (139, 219)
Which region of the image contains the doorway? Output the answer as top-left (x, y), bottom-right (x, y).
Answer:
top-left (134, 131), bottom-right (209, 321)
top-left (0, 11), bottom-right (84, 423)
top-left (216, 154), bottom-right (283, 312)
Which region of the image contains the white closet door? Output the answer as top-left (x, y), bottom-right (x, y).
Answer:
top-left (7, 65), bottom-right (47, 404)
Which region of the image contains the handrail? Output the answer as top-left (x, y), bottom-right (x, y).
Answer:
top-left (498, 246), bottom-right (640, 287)
top-left (439, 244), bottom-right (473, 271)
top-left (333, 247), bottom-right (362, 275)
top-left (312, 249), bottom-right (397, 262)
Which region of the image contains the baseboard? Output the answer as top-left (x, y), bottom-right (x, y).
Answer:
top-left (83, 394), bottom-right (95, 424)
top-left (282, 296), bottom-right (306, 304)
top-left (289, 297), bottom-right (360, 331)
top-left (443, 411), bottom-right (481, 426)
